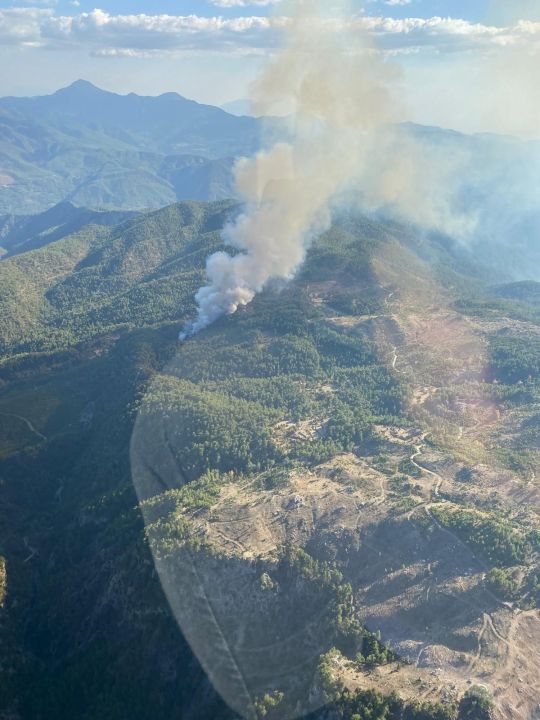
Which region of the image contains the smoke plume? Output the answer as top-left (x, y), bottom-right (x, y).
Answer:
top-left (182, 0), bottom-right (540, 340)
top-left (181, 0), bottom-right (398, 337)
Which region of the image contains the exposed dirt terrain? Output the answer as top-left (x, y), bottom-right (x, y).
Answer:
top-left (180, 439), bottom-right (540, 717)
top-left (168, 241), bottom-right (540, 719)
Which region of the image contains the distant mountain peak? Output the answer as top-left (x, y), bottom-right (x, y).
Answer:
top-left (53, 81), bottom-right (193, 105)
top-left (0, 80), bottom-right (261, 215)
top-left (54, 79), bottom-right (106, 96)
top-left (69, 79), bottom-right (97, 89)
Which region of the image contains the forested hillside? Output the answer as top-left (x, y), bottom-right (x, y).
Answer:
top-left (0, 201), bottom-right (235, 354)
top-left (0, 201), bottom-right (538, 719)
top-left (2, 82), bottom-right (539, 294)
top-left (0, 201), bottom-right (135, 258)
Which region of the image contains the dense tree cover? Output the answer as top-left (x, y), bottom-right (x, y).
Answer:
top-left (298, 220), bottom-right (382, 285)
top-left (254, 691), bottom-right (286, 718)
top-left (0, 322), bottom-right (242, 720)
top-left (526, 569), bottom-right (540, 609)
top-left (494, 281), bottom-right (540, 304)
top-left (455, 296), bottom-right (540, 326)
top-left (139, 311), bottom-right (403, 477)
top-left (338, 691), bottom-right (458, 720)
top-left (139, 375), bottom-right (284, 481)
top-left (489, 334), bottom-right (540, 384)
top-left (0, 556), bottom-right (5, 607)
top-left (455, 281), bottom-right (540, 326)
top-left (457, 687), bottom-right (494, 720)
top-left (0, 203), bottom-right (412, 720)
top-left (129, 224), bottom-right (405, 482)
top-left (355, 633), bottom-right (396, 670)
top-left (431, 507), bottom-right (531, 567)
top-left (0, 201), bottom-right (236, 356)
top-left (485, 567), bottom-right (521, 601)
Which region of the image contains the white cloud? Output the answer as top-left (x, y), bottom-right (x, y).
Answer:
top-left (356, 15), bottom-right (536, 53)
top-left (0, 8), bottom-right (53, 45)
top-left (49, 9), bottom-right (282, 51)
top-left (0, 7), bottom-right (283, 53)
top-left (1, 7), bottom-right (540, 57)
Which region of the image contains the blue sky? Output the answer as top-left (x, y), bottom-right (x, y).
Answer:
top-left (0, 1), bottom-right (539, 136)
top-left (0, 1), bottom-right (510, 20)
top-left (0, 0), bottom-right (534, 22)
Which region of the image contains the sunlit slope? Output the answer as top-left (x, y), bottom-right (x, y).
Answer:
top-left (0, 200), bottom-right (538, 719)
top-left (0, 200), bottom-right (235, 357)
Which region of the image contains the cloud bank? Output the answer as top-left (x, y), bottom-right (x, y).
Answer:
top-left (2, 6), bottom-right (540, 57)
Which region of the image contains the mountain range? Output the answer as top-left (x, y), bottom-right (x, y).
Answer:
top-left (0, 80), bottom-right (263, 214)
top-left (0, 80), bottom-right (539, 720)
top-left (1, 82), bottom-right (539, 288)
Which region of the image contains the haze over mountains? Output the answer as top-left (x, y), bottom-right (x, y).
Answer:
top-left (1, 81), bottom-right (539, 286)
top-left (0, 80), bottom-right (262, 214)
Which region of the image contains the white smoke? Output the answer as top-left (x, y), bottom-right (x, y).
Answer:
top-left (181, 0), bottom-right (399, 337)
top-left (182, 0), bottom-right (540, 339)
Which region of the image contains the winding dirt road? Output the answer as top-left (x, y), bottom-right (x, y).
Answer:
top-left (0, 412), bottom-right (47, 442)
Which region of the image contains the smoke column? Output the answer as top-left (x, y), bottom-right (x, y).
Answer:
top-left (180, 0), bottom-right (540, 337)
top-left (181, 0), bottom-right (397, 338)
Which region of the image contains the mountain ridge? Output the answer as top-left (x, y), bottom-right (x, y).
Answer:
top-left (0, 81), bottom-right (260, 214)
top-left (2, 79), bottom-right (539, 290)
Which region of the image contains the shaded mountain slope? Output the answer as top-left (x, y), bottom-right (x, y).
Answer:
top-left (0, 201), bottom-right (136, 258)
